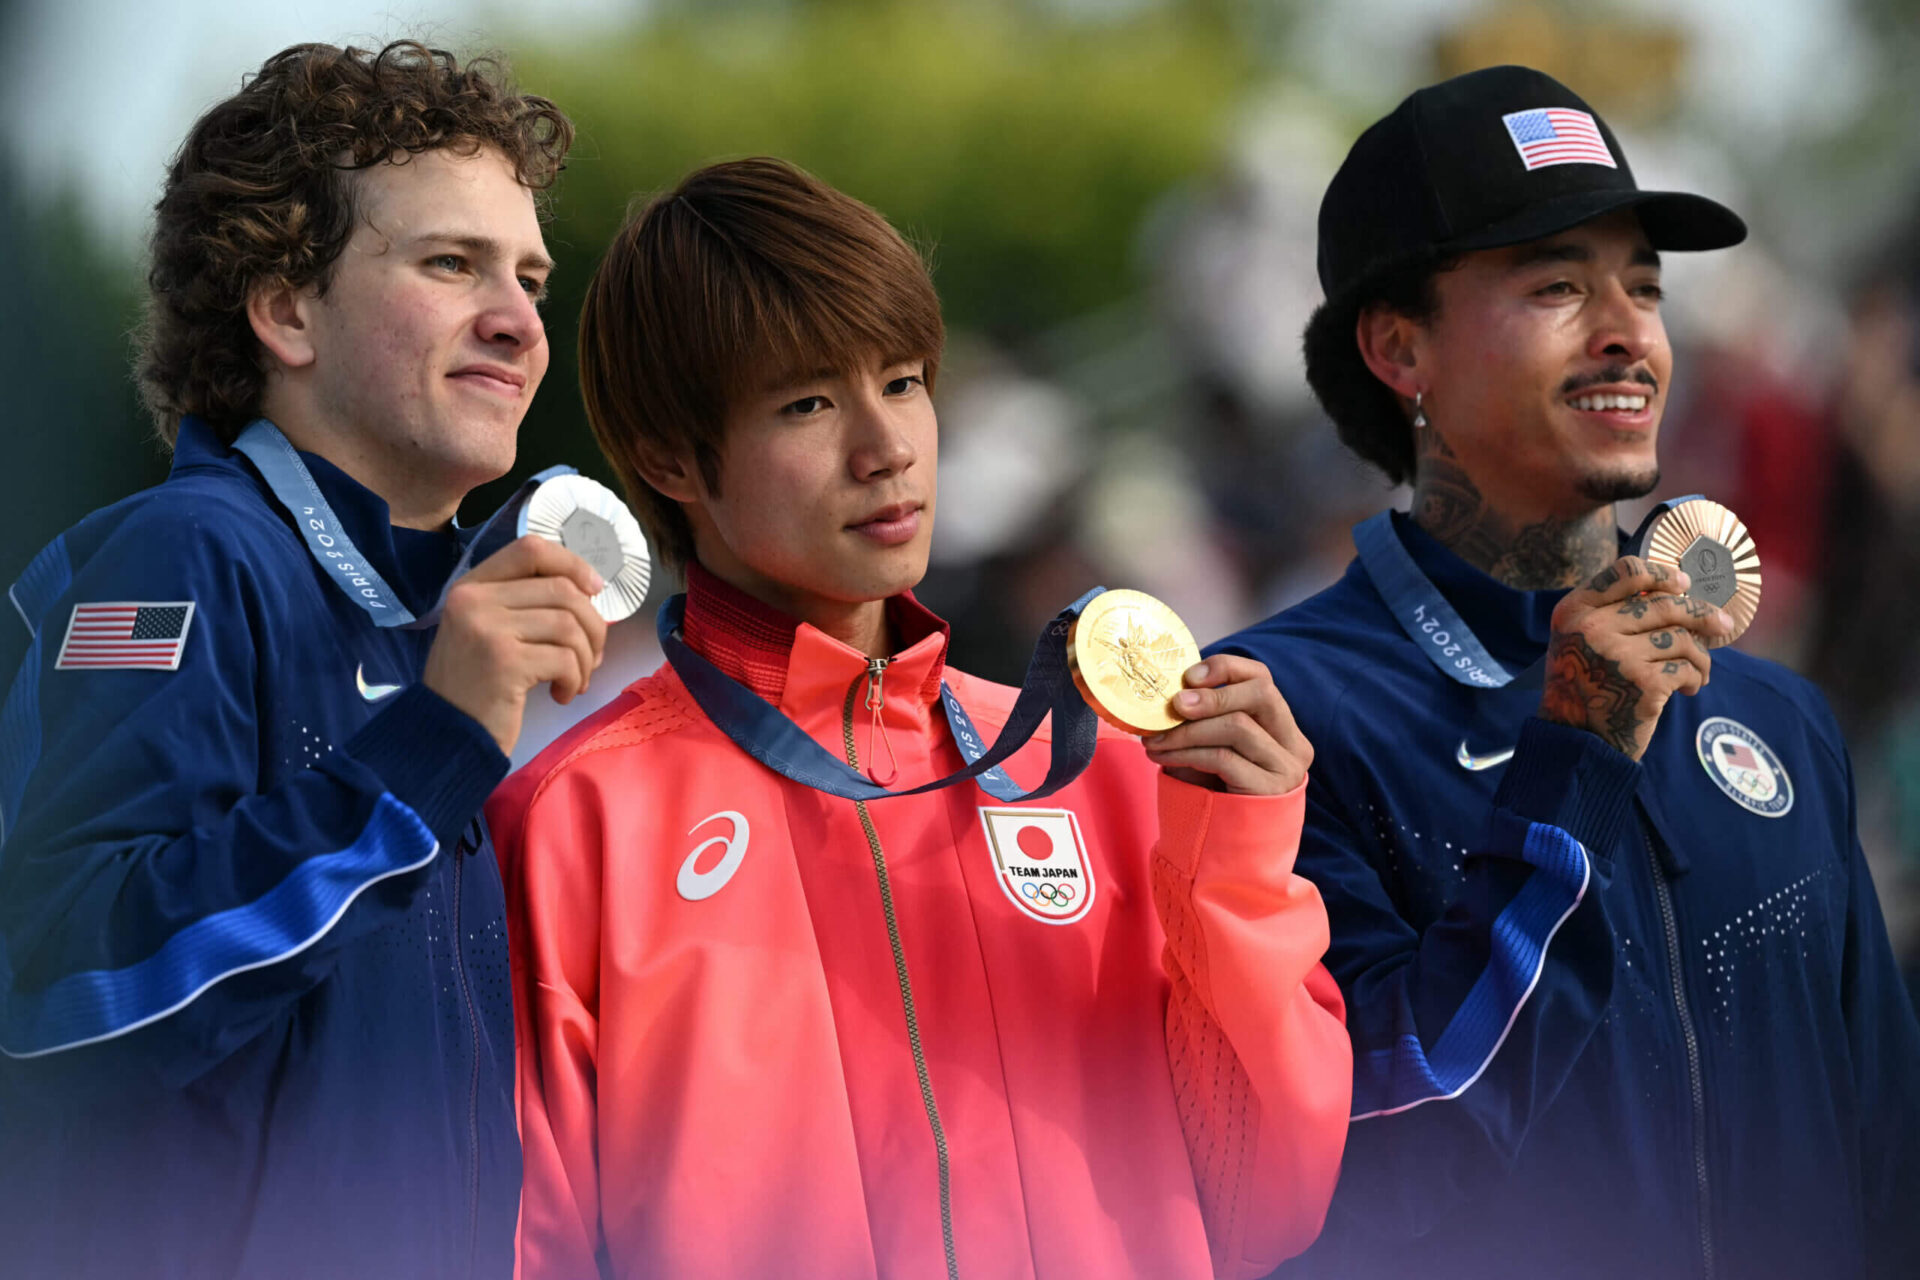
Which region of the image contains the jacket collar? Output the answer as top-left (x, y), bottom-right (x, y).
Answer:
top-left (680, 560), bottom-right (951, 712)
top-left (176, 415), bottom-right (460, 618)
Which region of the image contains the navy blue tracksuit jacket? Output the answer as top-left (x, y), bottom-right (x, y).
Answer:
top-left (1213, 512), bottom-right (1920, 1280)
top-left (0, 418), bottom-right (516, 1277)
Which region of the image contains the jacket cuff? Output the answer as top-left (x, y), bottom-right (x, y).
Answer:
top-left (1154, 771), bottom-right (1308, 880)
top-left (1492, 716), bottom-right (1640, 855)
top-left (346, 683), bottom-right (509, 848)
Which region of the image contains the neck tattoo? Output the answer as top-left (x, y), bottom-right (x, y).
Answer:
top-left (1410, 430), bottom-right (1617, 590)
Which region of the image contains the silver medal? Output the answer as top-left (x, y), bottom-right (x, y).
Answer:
top-left (518, 474), bottom-right (652, 622)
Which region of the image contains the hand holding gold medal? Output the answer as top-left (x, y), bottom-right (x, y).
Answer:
top-left (1066, 589), bottom-right (1203, 734)
top-left (1067, 588), bottom-right (1311, 795)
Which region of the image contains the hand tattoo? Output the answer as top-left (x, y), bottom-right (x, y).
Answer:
top-left (1651, 630), bottom-right (1675, 650)
top-left (1541, 631), bottom-right (1646, 757)
top-left (1662, 661), bottom-right (1682, 674)
top-left (1617, 595), bottom-right (1651, 619)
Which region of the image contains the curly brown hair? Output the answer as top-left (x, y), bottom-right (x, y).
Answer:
top-left (137, 40), bottom-right (573, 444)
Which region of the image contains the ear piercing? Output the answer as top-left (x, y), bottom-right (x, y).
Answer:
top-left (1413, 390), bottom-right (1428, 430)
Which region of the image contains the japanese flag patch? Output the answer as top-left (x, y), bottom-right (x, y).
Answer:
top-left (980, 806), bottom-right (1095, 925)
top-left (56, 602), bottom-right (195, 671)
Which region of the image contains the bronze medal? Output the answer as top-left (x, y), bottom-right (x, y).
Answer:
top-left (1067, 589), bottom-right (1202, 734)
top-left (1631, 496), bottom-right (1761, 646)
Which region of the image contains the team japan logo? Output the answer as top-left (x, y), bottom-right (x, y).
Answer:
top-left (979, 807), bottom-right (1095, 925)
top-left (1696, 717), bottom-right (1793, 818)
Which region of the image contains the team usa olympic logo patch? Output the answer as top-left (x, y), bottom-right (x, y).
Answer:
top-left (1696, 718), bottom-right (1793, 818)
top-left (979, 807), bottom-right (1095, 925)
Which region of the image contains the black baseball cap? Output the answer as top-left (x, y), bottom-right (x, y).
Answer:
top-left (1317, 65), bottom-right (1747, 299)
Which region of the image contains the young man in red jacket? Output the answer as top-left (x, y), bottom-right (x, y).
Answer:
top-left (489, 157), bottom-right (1351, 1279)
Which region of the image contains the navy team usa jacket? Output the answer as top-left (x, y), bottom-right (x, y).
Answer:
top-left (1213, 512), bottom-right (1920, 1280)
top-left (0, 418), bottom-right (516, 1278)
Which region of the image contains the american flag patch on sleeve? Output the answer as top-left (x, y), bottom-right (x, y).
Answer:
top-left (55, 602), bottom-right (196, 671)
top-left (1501, 108), bottom-right (1616, 171)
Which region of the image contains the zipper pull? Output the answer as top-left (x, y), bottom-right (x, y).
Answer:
top-left (864, 657), bottom-right (900, 787)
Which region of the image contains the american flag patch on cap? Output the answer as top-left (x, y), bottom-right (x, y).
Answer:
top-left (1502, 108), bottom-right (1616, 171)
top-left (56, 602), bottom-right (195, 671)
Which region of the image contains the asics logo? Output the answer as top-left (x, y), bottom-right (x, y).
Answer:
top-left (678, 810), bottom-right (750, 901)
top-left (356, 664), bottom-right (404, 702)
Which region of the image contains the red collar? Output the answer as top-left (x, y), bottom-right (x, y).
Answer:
top-left (680, 561), bottom-right (951, 705)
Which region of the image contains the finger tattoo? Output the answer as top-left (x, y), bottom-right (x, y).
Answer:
top-left (1651, 631), bottom-right (1675, 650)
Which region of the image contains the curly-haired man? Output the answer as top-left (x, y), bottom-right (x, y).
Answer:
top-left (0, 41), bottom-right (601, 1278)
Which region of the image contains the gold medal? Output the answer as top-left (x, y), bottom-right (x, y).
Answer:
top-left (1631, 496), bottom-right (1761, 647)
top-left (1067, 589), bottom-right (1202, 734)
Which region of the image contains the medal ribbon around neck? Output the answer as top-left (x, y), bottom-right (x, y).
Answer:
top-left (1353, 511), bottom-right (1518, 689)
top-left (658, 588), bottom-right (1106, 803)
top-left (233, 419), bottom-right (572, 629)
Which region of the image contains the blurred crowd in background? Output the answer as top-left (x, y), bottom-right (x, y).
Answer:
top-left (4, 0), bottom-right (1919, 976)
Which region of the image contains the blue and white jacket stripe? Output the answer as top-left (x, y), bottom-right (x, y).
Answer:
top-left (1351, 817), bottom-right (1592, 1119)
top-left (1, 793), bottom-right (437, 1058)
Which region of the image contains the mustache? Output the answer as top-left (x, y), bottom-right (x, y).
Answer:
top-left (1560, 365), bottom-right (1660, 396)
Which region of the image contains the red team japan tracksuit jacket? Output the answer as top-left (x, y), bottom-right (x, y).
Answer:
top-left (488, 568), bottom-right (1351, 1279)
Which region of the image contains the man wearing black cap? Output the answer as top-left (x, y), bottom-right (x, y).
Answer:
top-left (1210, 65), bottom-right (1920, 1279)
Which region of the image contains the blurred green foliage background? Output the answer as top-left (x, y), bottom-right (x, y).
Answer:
top-left (0, 0), bottom-right (1265, 580)
top-left (499, 0), bottom-right (1255, 512)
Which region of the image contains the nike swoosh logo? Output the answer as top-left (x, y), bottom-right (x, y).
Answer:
top-left (356, 664), bottom-right (404, 702)
top-left (1456, 739), bottom-right (1515, 771)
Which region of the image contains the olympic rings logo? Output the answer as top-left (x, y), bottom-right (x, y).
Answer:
top-left (1020, 881), bottom-right (1077, 906)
